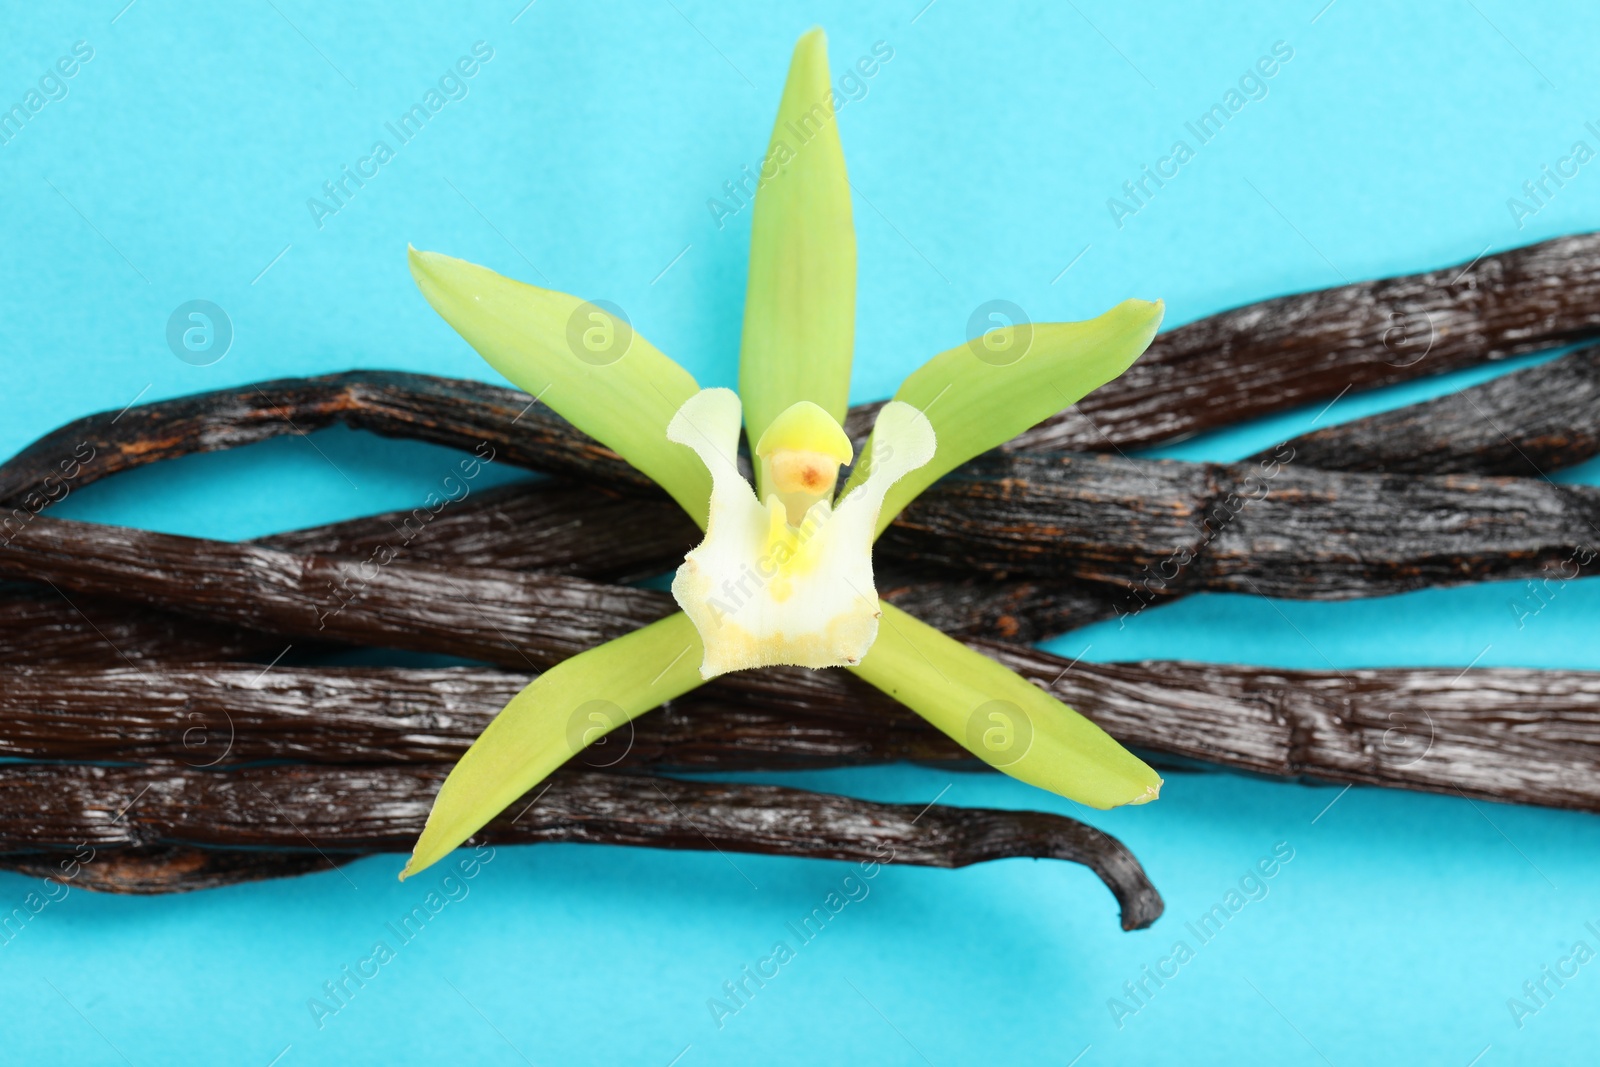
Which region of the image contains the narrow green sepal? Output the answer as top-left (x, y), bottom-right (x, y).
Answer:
top-left (739, 28), bottom-right (857, 494)
top-left (847, 298), bottom-right (1164, 536)
top-left (401, 613), bottom-right (707, 879)
top-left (410, 247), bottom-right (713, 527)
top-left (849, 603), bottom-right (1162, 809)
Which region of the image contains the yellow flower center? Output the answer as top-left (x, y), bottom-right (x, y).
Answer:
top-left (666, 388), bottom-right (935, 678)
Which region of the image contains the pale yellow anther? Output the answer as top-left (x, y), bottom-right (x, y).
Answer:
top-left (755, 401), bottom-right (853, 526)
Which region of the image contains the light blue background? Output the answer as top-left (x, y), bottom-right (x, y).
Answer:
top-left (3, 1), bottom-right (1599, 1063)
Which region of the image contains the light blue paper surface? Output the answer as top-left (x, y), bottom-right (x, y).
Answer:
top-left (2, 2), bottom-right (1598, 1062)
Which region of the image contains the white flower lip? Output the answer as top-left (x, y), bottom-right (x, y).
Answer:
top-left (667, 388), bottom-right (936, 679)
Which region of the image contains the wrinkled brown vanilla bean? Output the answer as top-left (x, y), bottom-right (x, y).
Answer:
top-left (9, 233), bottom-right (1600, 511)
top-left (0, 763), bottom-right (1163, 928)
top-left (257, 480), bottom-right (697, 583)
top-left (0, 481), bottom-right (696, 665)
top-left (0, 516), bottom-right (674, 669)
top-left (0, 847), bottom-right (337, 895)
top-left (1012, 231), bottom-right (1600, 451)
top-left (0, 517), bottom-right (1204, 673)
top-left (878, 570), bottom-right (1118, 642)
top-left (0, 372), bottom-right (650, 509)
top-left (5, 327), bottom-right (1599, 654)
top-left (9, 244), bottom-right (1587, 921)
top-left (0, 517), bottom-right (1092, 664)
top-left (252, 488), bottom-right (1083, 640)
top-left (886, 451), bottom-right (1600, 593)
top-left (981, 646), bottom-right (1600, 815)
top-left (0, 664), bottom-right (958, 769)
top-left (10, 359), bottom-right (1600, 657)
top-left (1265, 344), bottom-right (1600, 476)
top-left (0, 559), bottom-right (1075, 666)
top-left (7, 659), bottom-right (1600, 816)
top-left (0, 580), bottom-right (286, 663)
top-left (8, 445), bottom-right (1599, 670)
top-left (0, 571), bottom-right (1098, 664)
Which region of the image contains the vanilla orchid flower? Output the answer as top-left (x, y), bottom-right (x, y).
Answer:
top-left (400, 28), bottom-right (1166, 880)
top-left (669, 389), bottom-right (935, 676)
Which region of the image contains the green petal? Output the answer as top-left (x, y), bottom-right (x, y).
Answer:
top-left (849, 603), bottom-right (1162, 809)
top-left (401, 613), bottom-right (706, 879)
top-left (739, 27), bottom-right (856, 494)
top-left (410, 247), bottom-right (714, 527)
top-left (847, 298), bottom-right (1164, 536)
